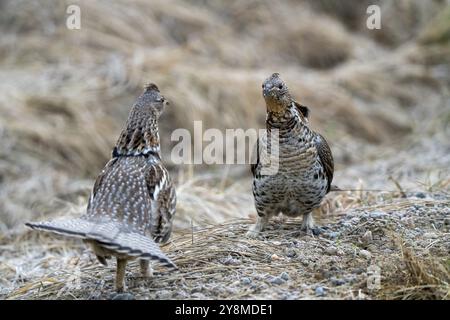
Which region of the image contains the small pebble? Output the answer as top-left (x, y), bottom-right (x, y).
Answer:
top-left (224, 231), bottom-right (235, 237)
top-left (315, 286), bottom-right (325, 296)
top-left (280, 272), bottom-right (289, 281)
top-left (111, 293), bottom-right (135, 300)
top-left (191, 286), bottom-right (203, 294)
top-left (362, 230), bottom-right (373, 244)
top-left (359, 249), bottom-right (372, 260)
top-left (423, 232), bottom-right (437, 239)
top-left (285, 248), bottom-right (297, 258)
top-left (331, 277), bottom-right (346, 286)
top-left (327, 232), bottom-right (339, 240)
top-left (342, 222), bottom-right (352, 228)
top-left (220, 256), bottom-right (241, 265)
top-left (415, 192), bottom-right (426, 199)
top-left (191, 292), bottom-right (206, 299)
top-left (350, 217), bottom-right (360, 224)
top-left (271, 254), bottom-right (281, 261)
top-left (369, 211), bottom-right (386, 219)
top-left (158, 290), bottom-right (172, 299)
top-left (241, 277), bottom-right (252, 285)
top-left (270, 276), bottom-right (285, 285)
top-left (312, 227), bottom-right (323, 236)
top-left (324, 246), bottom-right (338, 255)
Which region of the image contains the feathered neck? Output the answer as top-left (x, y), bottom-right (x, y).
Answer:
top-left (113, 111), bottom-right (161, 158)
top-left (266, 103), bottom-right (296, 128)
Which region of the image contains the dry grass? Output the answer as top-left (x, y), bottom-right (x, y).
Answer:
top-left (2, 193), bottom-right (448, 300)
top-left (377, 237), bottom-right (450, 300)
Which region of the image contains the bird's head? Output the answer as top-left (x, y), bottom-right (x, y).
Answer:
top-left (131, 83), bottom-right (169, 119)
top-left (262, 73), bottom-right (291, 114)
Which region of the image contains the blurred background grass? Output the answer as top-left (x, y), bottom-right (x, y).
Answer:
top-left (0, 0), bottom-right (449, 232)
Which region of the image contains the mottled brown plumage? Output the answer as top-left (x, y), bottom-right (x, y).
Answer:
top-left (248, 73), bottom-right (335, 237)
top-left (26, 84), bottom-right (176, 293)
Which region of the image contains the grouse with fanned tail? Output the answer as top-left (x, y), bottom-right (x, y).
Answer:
top-left (26, 83), bottom-right (177, 294)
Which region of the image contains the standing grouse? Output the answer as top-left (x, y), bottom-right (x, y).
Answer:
top-left (248, 73), bottom-right (334, 237)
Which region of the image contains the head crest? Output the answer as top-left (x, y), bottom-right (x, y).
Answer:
top-left (144, 83), bottom-right (160, 93)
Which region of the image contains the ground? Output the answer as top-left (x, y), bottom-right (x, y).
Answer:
top-left (2, 191), bottom-right (449, 299)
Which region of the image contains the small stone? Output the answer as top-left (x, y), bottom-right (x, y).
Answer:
top-left (312, 227), bottom-right (323, 236)
top-left (362, 230), bottom-right (373, 244)
top-left (342, 222), bottom-right (352, 228)
top-left (190, 286), bottom-right (203, 294)
top-left (353, 268), bottom-right (365, 275)
top-left (315, 286), bottom-right (325, 296)
top-left (350, 217), bottom-right (360, 224)
top-left (331, 277), bottom-right (346, 286)
top-left (220, 255), bottom-right (241, 265)
top-left (344, 275), bottom-right (357, 283)
top-left (415, 192), bottom-right (426, 199)
top-left (423, 232), bottom-right (437, 239)
top-left (191, 292), bottom-right (206, 299)
top-left (285, 248), bottom-right (297, 258)
top-left (324, 246), bottom-right (338, 255)
top-left (272, 241), bottom-right (282, 246)
top-left (241, 277), bottom-right (252, 285)
top-left (176, 290), bottom-right (189, 299)
top-left (369, 211), bottom-right (386, 219)
top-left (271, 254), bottom-right (281, 261)
top-left (359, 249), bottom-right (372, 260)
top-left (270, 276), bottom-right (285, 285)
top-left (300, 259), bottom-right (309, 267)
top-left (158, 290), bottom-right (172, 299)
top-left (280, 272), bottom-right (289, 281)
top-left (111, 293), bottom-right (135, 300)
top-left (327, 232), bottom-right (339, 240)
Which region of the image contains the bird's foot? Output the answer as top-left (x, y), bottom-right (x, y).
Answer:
top-left (145, 267), bottom-right (154, 278)
top-left (140, 260), bottom-right (153, 278)
top-left (246, 216), bottom-right (268, 238)
top-left (246, 228), bottom-right (260, 238)
top-left (110, 292), bottom-right (135, 300)
top-left (298, 226), bottom-right (322, 237)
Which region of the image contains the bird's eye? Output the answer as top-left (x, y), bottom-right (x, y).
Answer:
top-left (262, 84), bottom-right (265, 88)
top-left (278, 84), bottom-right (283, 89)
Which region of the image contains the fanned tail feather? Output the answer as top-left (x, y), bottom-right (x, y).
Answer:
top-left (25, 218), bottom-right (176, 269)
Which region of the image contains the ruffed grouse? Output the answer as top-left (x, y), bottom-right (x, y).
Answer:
top-left (26, 84), bottom-right (177, 293)
top-left (248, 73), bottom-right (334, 237)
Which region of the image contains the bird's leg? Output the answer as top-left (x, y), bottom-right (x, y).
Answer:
top-left (140, 260), bottom-right (153, 278)
top-left (96, 255), bottom-right (108, 266)
top-left (115, 258), bottom-right (127, 293)
top-left (246, 215), bottom-right (269, 238)
top-left (301, 212), bottom-right (314, 235)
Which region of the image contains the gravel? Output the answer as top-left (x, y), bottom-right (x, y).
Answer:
top-left (315, 286), bottom-right (325, 296)
top-left (359, 249), bottom-right (372, 260)
top-left (369, 211), bottom-right (387, 219)
top-left (269, 276), bottom-right (285, 285)
top-left (280, 272), bottom-right (290, 281)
